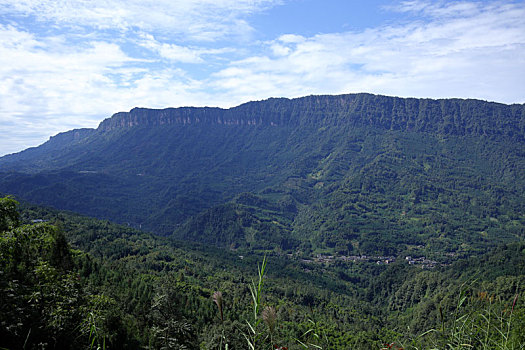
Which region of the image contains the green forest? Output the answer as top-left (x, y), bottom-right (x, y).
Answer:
top-left (1, 95), bottom-right (524, 259)
top-left (1, 196), bottom-right (524, 349)
top-left (1, 94), bottom-right (525, 349)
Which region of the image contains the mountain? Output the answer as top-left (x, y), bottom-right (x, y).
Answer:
top-left (1, 93), bottom-right (524, 258)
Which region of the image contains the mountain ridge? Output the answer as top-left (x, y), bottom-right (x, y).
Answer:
top-left (96, 93), bottom-right (525, 137)
top-left (1, 92), bottom-right (524, 257)
top-left (3, 93), bottom-right (524, 164)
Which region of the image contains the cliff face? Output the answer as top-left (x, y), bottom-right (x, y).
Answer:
top-left (96, 94), bottom-right (525, 139)
top-left (97, 107), bottom-right (227, 130)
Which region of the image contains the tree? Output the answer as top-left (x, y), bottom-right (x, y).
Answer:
top-left (0, 196), bottom-right (19, 232)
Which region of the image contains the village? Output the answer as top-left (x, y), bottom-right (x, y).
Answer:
top-left (298, 253), bottom-right (441, 269)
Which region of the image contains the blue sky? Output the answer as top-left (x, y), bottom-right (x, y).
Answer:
top-left (1, 0), bottom-right (524, 156)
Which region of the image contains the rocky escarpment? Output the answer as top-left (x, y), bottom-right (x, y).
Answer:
top-left (97, 105), bottom-right (276, 131)
top-left (97, 94), bottom-right (525, 139)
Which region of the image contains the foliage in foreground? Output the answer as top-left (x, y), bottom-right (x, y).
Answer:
top-left (1, 196), bottom-right (525, 349)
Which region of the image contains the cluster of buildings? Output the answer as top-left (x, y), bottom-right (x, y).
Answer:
top-left (299, 253), bottom-right (440, 269)
top-left (404, 256), bottom-right (439, 269)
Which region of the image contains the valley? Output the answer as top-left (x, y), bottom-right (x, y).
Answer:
top-left (1, 93), bottom-right (524, 349)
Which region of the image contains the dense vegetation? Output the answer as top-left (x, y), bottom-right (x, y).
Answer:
top-left (1, 197), bottom-right (524, 349)
top-left (1, 93), bottom-right (524, 348)
top-left (0, 94), bottom-right (524, 260)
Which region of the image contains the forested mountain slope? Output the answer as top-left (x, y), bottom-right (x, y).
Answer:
top-left (1, 93), bottom-right (524, 258)
top-left (2, 197), bottom-right (524, 349)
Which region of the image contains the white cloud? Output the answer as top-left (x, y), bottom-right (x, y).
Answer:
top-left (138, 33), bottom-right (234, 63)
top-left (395, 0), bottom-right (483, 18)
top-left (0, 0), bottom-right (284, 155)
top-left (0, 25), bottom-right (210, 155)
top-left (0, 0), bottom-right (282, 41)
top-left (0, 25), bottom-right (137, 115)
top-left (212, 0), bottom-right (525, 103)
top-left (278, 34), bottom-right (305, 44)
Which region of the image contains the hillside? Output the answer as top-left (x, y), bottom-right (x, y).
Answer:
top-left (1, 93), bottom-right (524, 258)
top-left (2, 196), bottom-right (524, 349)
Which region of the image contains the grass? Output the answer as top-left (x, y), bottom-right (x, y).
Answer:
top-left (399, 289), bottom-right (524, 350)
